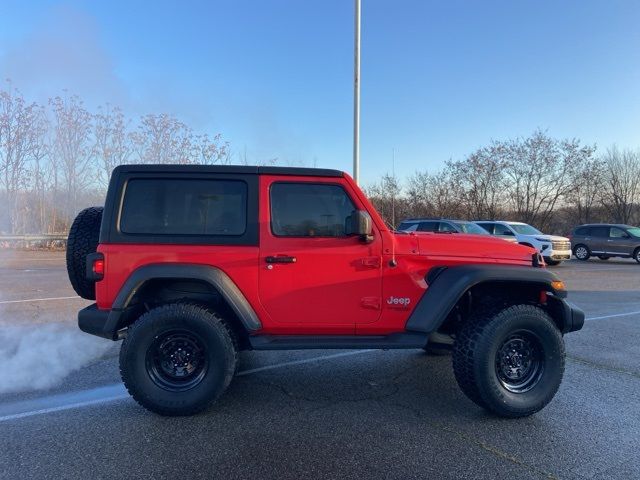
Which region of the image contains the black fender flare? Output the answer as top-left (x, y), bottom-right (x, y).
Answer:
top-left (405, 265), bottom-right (576, 334)
top-left (110, 263), bottom-right (261, 333)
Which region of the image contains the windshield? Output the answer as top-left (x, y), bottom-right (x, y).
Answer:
top-left (627, 227), bottom-right (640, 237)
top-left (508, 223), bottom-right (542, 235)
top-left (453, 221), bottom-right (489, 235)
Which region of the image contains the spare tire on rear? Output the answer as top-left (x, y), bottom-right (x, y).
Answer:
top-left (66, 207), bottom-right (103, 300)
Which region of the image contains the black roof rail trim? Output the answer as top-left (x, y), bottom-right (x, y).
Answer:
top-left (112, 164), bottom-right (344, 177)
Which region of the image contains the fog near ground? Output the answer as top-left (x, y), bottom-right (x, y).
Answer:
top-left (0, 321), bottom-right (113, 394)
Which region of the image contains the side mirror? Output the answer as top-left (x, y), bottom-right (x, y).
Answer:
top-left (347, 210), bottom-right (373, 242)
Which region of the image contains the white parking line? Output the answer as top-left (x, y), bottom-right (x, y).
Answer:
top-left (0, 350), bottom-right (375, 422)
top-left (587, 310), bottom-right (640, 321)
top-left (0, 296), bottom-right (80, 305)
top-left (0, 394), bottom-right (130, 422)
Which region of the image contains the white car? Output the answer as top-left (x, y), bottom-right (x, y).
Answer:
top-left (474, 221), bottom-right (572, 265)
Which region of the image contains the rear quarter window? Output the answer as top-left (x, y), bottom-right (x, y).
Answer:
top-left (120, 178), bottom-right (247, 236)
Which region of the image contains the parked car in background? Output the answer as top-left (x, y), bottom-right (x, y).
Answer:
top-left (475, 221), bottom-right (571, 266)
top-left (397, 218), bottom-right (491, 235)
top-left (571, 224), bottom-right (640, 263)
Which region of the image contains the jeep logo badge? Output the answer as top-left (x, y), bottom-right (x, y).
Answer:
top-left (386, 296), bottom-right (411, 308)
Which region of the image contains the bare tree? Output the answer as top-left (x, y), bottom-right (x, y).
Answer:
top-left (0, 85), bottom-right (48, 232)
top-left (50, 94), bottom-right (93, 224)
top-left (365, 173), bottom-right (405, 228)
top-left (191, 133), bottom-right (230, 165)
top-left (131, 113), bottom-right (194, 164)
top-left (406, 170), bottom-right (463, 219)
top-left (448, 146), bottom-right (506, 220)
top-left (601, 146), bottom-right (640, 224)
top-left (94, 105), bottom-right (132, 188)
top-left (502, 131), bottom-right (595, 231)
top-left (566, 156), bottom-right (603, 225)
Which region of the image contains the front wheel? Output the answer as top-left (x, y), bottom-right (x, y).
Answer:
top-left (634, 248), bottom-right (640, 264)
top-left (573, 244), bottom-right (591, 261)
top-left (120, 303), bottom-right (238, 416)
top-left (452, 304), bottom-right (565, 418)
top-left (544, 258), bottom-right (561, 266)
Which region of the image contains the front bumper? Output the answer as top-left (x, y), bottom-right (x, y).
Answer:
top-left (546, 250), bottom-right (572, 261)
top-left (78, 304), bottom-right (122, 340)
top-left (547, 296), bottom-right (585, 333)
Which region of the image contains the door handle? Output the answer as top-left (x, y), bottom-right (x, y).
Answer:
top-left (265, 255), bottom-right (297, 264)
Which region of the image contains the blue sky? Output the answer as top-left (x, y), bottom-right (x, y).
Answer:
top-left (0, 0), bottom-right (638, 184)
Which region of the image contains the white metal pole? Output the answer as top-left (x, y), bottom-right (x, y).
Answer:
top-left (353, 0), bottom-right (361, 184)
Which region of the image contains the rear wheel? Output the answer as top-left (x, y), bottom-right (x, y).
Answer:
top-left (634, 248), bottom-right (640, 264)
top-left (573, 244), bottom-right (590, 261)
top-left (452, 304), bottom-right (565, 418)
top-left (120, 303), bottom-right (237, 416)
top-left (598, 255), bottom-right (610, 261)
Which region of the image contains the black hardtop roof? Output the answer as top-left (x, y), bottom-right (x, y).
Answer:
top-left (112, 164), bottom-right (344, 178)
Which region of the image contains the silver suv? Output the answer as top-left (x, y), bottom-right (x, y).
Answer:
top-left (571, 224), bottom-right (640, 263)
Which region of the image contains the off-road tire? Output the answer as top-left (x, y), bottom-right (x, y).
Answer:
top-left (66, 207), bottom-right (103, 300)
top-left (120, 303), bottom-right (238, 416)
top-left (452, 304), bottom-right (565, 418)
top-left (573, 244), bottom-right (590, 261)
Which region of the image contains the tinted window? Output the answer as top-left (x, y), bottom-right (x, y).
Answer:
top-left (120, 179), bottom-right (247, 235)
top-left (270, 183), bottom-right (355, 237)
top-left (574, 227), bottom-right (589, 236)
top-left (476, 223), bottom-right (494, 234)
top-left (610, 227), bottom-right (629, 238)
top-left (418, 222), bottom-right (438, 232)
top-left (453, 222), bottom-right (489, 235)
top-left (590, 226), bottom-right (609, 238)
top-left (494, 224), bottom-right (515, 236)
top-left (509, 223), bottom-right (542, 235)
top-left (397, 222), bottom-right (417, 232)
top-left (439, 222), bottom-right (457, 232)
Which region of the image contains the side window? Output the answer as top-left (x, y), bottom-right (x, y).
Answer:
top-left (494, 224), bottom-right (514, 236)
top-left (591, 226), bottom-right (609, 238)
top-left (120, 178), bottom-right (247, 236)
top-left (476, 223), bottom-right (493, 234)
top-left (610, 227), bottom-right (628, 238)
top-left (398, 222), bottom-right (418, 232)
top-left (418, 222), bottom-right (438, 232)
top-left (439, 222), bottom-right (456, 233)
top-left (574, 227), bottom-right (589, 236)
top-left (270, 183), bottom-right (356, 237)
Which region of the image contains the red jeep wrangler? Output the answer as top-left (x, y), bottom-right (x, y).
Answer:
top-left (68, 165), bottom-right (583, 417)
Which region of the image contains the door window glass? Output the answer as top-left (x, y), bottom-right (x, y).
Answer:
top-left (590, 226), bottom-right (609, 238)
top-left (270, 183), bottom-right (356, 237)
top-left (418, 222), bottom-right (438, 232)
top-left (494, 224), bottom-right (514, 236)
top-left (439, 222), bottom-right (457, 232)
top-left (610, 227), bottom-right (628, 238)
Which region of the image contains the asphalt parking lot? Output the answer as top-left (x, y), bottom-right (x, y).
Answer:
top-left (1, 251), bottom-right (639, 479)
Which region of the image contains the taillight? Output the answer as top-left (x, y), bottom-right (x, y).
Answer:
top-left (86, 252), bottom-right (104, 281)
top-left (93, 259), bottom-right (104, 275)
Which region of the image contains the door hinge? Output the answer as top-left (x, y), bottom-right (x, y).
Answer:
top-left (361, 297), bottom-right (381, 310)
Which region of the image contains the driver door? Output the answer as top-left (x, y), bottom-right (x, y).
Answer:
top-left (258, 177), bottom-right (383, 334)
